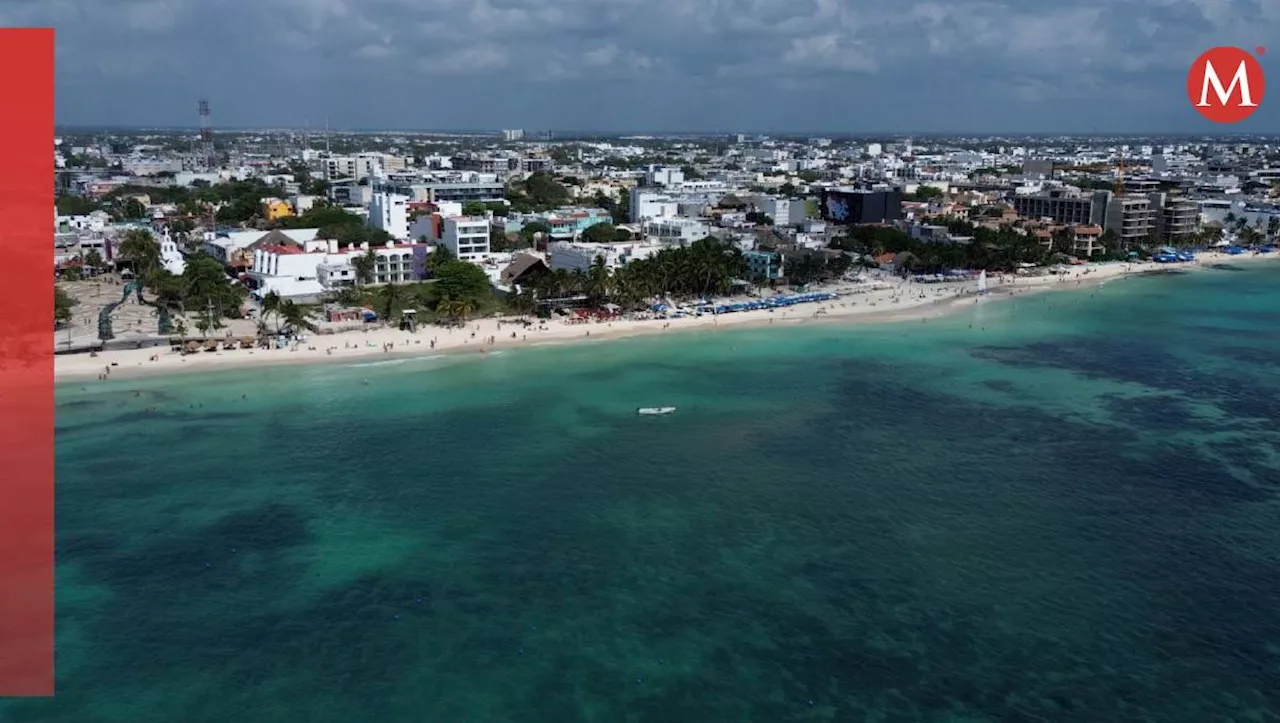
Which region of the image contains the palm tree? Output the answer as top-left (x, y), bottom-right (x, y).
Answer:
top-left (352, 249), bottom-right (377, 287)
top-left (584, 255), bottom-right (611, 306)
top-left (279, 299), bottom-right (318, 333)
top-left (260, 290), bottom-right (282, 332)
top-left (425, 245), bottom-right (455, 276)
top-left (379, 282), bottom-right (403, 322)
top-left (455, 297), bottom-right (476, 321)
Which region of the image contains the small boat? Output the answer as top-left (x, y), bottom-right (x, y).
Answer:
top-left (637, 407), bottom-right (676, 415)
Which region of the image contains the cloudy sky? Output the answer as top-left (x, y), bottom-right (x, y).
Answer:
top-left (8, 0), bottom-right (1280, 133)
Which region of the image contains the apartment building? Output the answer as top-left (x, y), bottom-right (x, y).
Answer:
top-left (1151, 194), bottom-right (1198, 244)
top-left (643, 217), bottom-right (711, 245)
top-left (629, 189), bottom-right (680, 222)
top-left (452, 153), bottom-right (518, 174)
top-left (439, 216), bottom-right (491, 260)
top-left (743, 250), bottom-right (783, 281)
top-left (1104, 196), bottom-right (1155, 246)
top-left (324, 153), bottom-right (410, 181)
top-left (369, 192), bottom-right (410, 240)
top-left (1011, 189), bottom-right (1108, 226)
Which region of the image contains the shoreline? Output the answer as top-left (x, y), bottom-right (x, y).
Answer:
top-left (55, 253), bottom-right (1278, 384)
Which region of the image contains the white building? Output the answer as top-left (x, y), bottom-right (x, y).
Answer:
top-left (291, 194), bottom-right (321, 214)
top-left (646, 166), bottom-right (684, 186)
top-left (203, 228), bottom-right (322, 265)
top-left (547, 240), bottom-right (664, 272)
top-left (754, 196), bottom-right (791, 226)
top-left (159, 235), bottom-right (186, 275)
top-left (123, 158), bottom-right (182, 176)
top-left (324, 153), bottom-right (409, 181)
top-left (369, 192), bottom-right (409, 239)
top-left (642, 217), bottom-right (711, 245)
top-left (629, 188), bottom-right (680, 223)
top-left (440, 216), bottom-right (491, 260)
top-left (250, 239), bottom-right (430, 298)
top-left (56, 212), bottom-right (109, 232)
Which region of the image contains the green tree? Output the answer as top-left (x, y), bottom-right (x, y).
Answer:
top-left (434, 260), bottom-right (491, 302)
top-left (379, 282), bottom-right (404, 321)
top-left (352, 249), bottom-right (377, 287)
top-left (261, 290), bottom-right (283, 332)
top-left (510, 171), bottom-right (570, 210)
top-left (56, 195), bottom-right (98, 216)
top-left (182, 252), bottom-right (246, 318)
top-left (116, 229), bottom-right (162, 275)
top-left (280, 299), bottom-right (318, 333)
top-left (326, 286), bottom-right (363, 307)
top-left (462, 201), bottom-right (488, 216)
top-left (581, 222), bottom-right (619, 243)
top-left (118, 198), bottom-right (147, 220)
top-left (424, 245), bottom-right (455, 276)
top-left (54, 285), bottom-right (77, 327)
top-left (519, 221), bottom-right (552, 246)
top-left (910, 185), bottom-right (944, 201)
top-left (584, 256), bottom-right (612, 305)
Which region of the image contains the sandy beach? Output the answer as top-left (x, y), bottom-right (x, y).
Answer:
top-left (55, 252), bottom-right (1277, 382)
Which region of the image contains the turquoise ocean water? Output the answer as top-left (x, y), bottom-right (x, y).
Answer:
top-left (10, 263), bottom-right (1280, 722)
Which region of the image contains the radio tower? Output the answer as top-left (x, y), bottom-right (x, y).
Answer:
top-left (198, 99), bottom-right (215, 169)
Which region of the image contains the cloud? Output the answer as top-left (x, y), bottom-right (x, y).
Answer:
top-left (23, 0), bottom-right (1280, 132)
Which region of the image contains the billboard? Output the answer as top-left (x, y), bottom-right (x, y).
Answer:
top-left (821, 189), bottom-right (903, 225)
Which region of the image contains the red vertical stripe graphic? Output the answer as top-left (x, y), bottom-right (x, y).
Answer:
top-left (0, 28), bottom-right (55, 696)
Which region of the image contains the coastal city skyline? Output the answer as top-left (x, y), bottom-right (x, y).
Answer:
top-left (22, 2), bottom-right (1280, 715)
top-left (17, 0), bottom-right (1280, 132)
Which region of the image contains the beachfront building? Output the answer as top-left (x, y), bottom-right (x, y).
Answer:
top-left (251, 240), bottom-right (431, 299)
top-left (1011, 189), bottom-right (1108, 226)
top-left (248, 241), bottom-right (331, 300)
top-left (743, 250), bottom-right (783, 281)
top-left (1103, 195), bottom-right (1155, 247)
top-left (1154, 196), bottom-right (1198, 245)
top-left (430, 216), bottom-right (491, 260)
top-left (547, 240), bottom-right (664, 272)
top-left (1072, 225), bottom-right (1104, 256)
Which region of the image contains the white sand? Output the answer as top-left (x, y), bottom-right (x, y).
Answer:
top-left (55, 253), bottom-right (1276, 382)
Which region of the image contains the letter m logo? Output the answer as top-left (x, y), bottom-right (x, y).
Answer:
top-left (1188, 47), bottom-right (1266, 123)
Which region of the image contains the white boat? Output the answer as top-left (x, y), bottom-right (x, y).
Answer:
top-left (637, 407), bottom-right (676, 415)
top-left (977, 270), bottom-right (988, 294)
